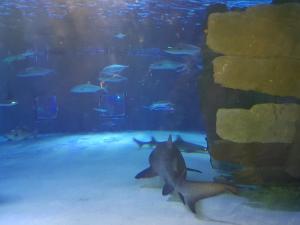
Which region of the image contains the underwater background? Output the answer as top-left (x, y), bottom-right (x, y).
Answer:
top-left (1, 1), bottom-right (300, 225)
top-left (0, 0), bottom-right (272, 133)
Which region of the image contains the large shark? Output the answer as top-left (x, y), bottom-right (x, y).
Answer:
top-left (135, 135), bottom-right (238, 213)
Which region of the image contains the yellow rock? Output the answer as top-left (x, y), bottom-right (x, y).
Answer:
top-left (213, 56), bottom-right (300, 98)
top-left (206, 3), bottom-right (300, 58)
top-left (216, 103), bottom-right (300, 143)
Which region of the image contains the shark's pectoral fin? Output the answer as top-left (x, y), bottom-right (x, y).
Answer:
top-left (162, 183), bottom-right (174, 195)
top-left (135, 167), bottom-right (157, 179)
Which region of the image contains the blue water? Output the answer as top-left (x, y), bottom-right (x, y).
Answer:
top-left (0, 0), bottom-right (271, 134)
top-left (1, 1), bottom-right (300, 225)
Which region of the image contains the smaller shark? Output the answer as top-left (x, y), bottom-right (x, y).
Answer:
top-left (4, 127), bottom-right (37, 141)
top-left (135, 135), bottom-right (238, 213)
top-left (133, 135), bottom-right (207, 154)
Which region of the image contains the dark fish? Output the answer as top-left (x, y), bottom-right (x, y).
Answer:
top-left (133, 135), bottom-right (207, 154)
top-left (135, 135), bottom-right (238, 213)
top-left (174, 135), bottom-right (207, 153)
top-left (4, 127), bottom-right (37, 141)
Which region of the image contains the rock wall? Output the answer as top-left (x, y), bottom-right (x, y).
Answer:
top-left (201, 3), bottom-right (300, 184)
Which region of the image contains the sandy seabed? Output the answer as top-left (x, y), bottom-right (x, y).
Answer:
top-left (0, 131), bottom-right (299, 225)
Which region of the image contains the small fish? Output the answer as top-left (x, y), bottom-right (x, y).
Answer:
top-left (100, 64), bottom-right (129, 76)
top-left (149, 60), bottom-right (187, 72)
top-left (127, 48), bottom-right (162, 57)
top-left (0, 100), bottom-right (18, 107)
top-left (144, 101), bottom-right (175, 112)
top-left (70, 81), bottom-right (106, 93)
top-left (114, 32), bottom-right (126, 39)
top-left (94, 107), bottom-right (108, 113)
top-left (17, 67), bottom-right (54, 77)
top-left (164, 43), bottom-right (201, 56)
top-left (98, 74), bottom-right (128, 83)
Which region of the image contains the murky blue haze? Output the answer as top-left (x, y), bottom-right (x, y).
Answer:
top-left (0, 0), bottom-right (271, 133)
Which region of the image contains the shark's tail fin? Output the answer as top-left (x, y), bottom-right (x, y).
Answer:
top-left (177, 180), bottom-right (238, 213)
top-left (132, 138), bottom-right (144, 148)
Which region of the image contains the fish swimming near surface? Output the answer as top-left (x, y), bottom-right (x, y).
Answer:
top-left (100, 64), bottom-right (129, 76)
top-left (133, 135), bottom-right (207, 154)
top-left (114, 32), bottom-right (126, 39)
top-left (4, 127), bottom-right (37, 141)
top-left (98, 74), bottom-right (128, 83)
top-left (0, 99), bottom-right (18, 107)
top-left (2, 50), bottom-right (36, 64)
top-left (70, 81), bottom-right (106, 93)
top-left (93, 107), bottom-right (108, 113)
top-left (135, 135), bottom-right (238, 213)
top-left (164, 43), bottom-right (201, 56)
top-left (149, 60), bottom-right (187, 73)
top-left (17, 67), bottom-right (54, 77)
top-left (144, 101), bottom-right (175, 112)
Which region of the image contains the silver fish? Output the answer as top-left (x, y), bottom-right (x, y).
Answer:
top-left (149, 60), bottom-right (187, 72)
top-left (17, 67), bottom-right (54, 77)
top-left (164, 43), bottom-right (200, 56)
top-left (144, 101), bottom-right (175, 112)
top-left (3, 50), bottom-right (36, 64)
top-left (98, 74), bottom-right (128, 83)
top-left (70, 81), bottom-right (106, 93)
top-left (0, 100), bottom-right (18, 107)
top-left (114, 33), bottom-right (126, 39)
top-left (100, 64), bottom-right (129, 76)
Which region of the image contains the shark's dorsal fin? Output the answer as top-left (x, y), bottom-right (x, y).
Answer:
top-left (151, 136), bottom-right (156, 143)
top-left (176, 135), bottom-right (184, 142)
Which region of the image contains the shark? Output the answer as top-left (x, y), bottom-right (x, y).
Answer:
top-left (135, 135), bottom-right (238, 213)
top-left (133, 135), bottom-right (207, 154)
top-left (4, 127), bottom-right (37, 141)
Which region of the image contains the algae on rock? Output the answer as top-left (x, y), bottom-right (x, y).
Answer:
top-left (216, 103), bottom-right (300, 143)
